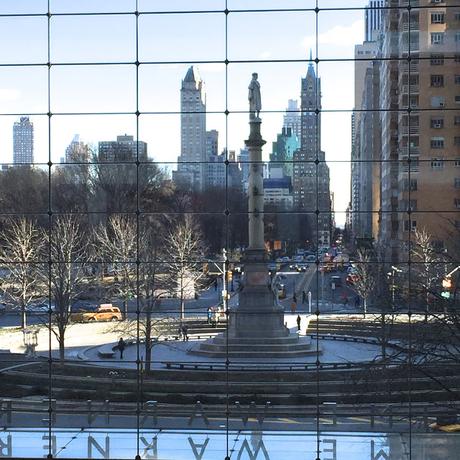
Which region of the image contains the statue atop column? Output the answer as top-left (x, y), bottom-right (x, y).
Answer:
top-left (248, 72), bottom-right (261, 120)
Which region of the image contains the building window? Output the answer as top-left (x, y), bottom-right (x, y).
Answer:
top-left (431, 12), bottom-right (445, 23)
top-left (401, 199), bottom-right (418, 211)
top-left (455, 116), bottom-right (460, 125)
top-left (455, 198), bottom-right (460, 209)
top-left (455, 158), bottom-right (460, 167)
top-left (431, 158), bottom-right (444, 169)
top-left (431, 96), bottom-right (445, 107)
top-left (403, 178), bottom-right (418, 191)
top-left (431, 32), bottom-right (444, 44)
top-left (455, 137), bottom-right (460, 146)
top-left (404, 220), bottom-right (417, 232)
top-left (455, 75), bottom-right (460, 85)
top-left (430, 54), bottom-right (444, 65)
top-left (455, 178), bottom-right (460, 188)
top-left (456, 32), bottom-right (460, 42)
top-left (430, 118), bottom-right (444, 128)
top-left (430, 137), bottom-right (445, 148)
top-left (456, 54), bottom-right (460, 63)
top-left (455, 95), bottom-right (460, 104)
top-left (430, 74), bottom-right (444, 87)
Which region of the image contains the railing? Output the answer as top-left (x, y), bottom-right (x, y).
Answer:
top-left (400, 125), bottom-right (420, 135)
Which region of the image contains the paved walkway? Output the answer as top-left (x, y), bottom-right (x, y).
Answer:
top-left (0, 314), bottom-right (398, 370)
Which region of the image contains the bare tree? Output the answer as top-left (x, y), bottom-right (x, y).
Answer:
top-left (409, 228), bottom-right (446, 317)
top-left (94, 214), bottom-right (137, 319)
top-left (0, 218), bottom-right (44, 329)
top-left (137, 221), bottom-right (168, 371)
top-left (163, 215), bottom-right (205, 320)
top-left (353, 249), bottom-right (377, 317)
top-left (48, 215), bottom-right (87, 362)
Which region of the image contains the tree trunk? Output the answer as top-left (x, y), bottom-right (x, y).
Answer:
top-left (21, 305), bottom-right (27, 330)
top-left (145, 342), bottom-right (152, 372)
top-left (59, 334), bottom-right (65, 363)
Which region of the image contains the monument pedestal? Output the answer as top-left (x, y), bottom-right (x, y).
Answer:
top-left (189, 93), bottom-right (317, 359)
top-left (191, 252), bottom-right (317, 358)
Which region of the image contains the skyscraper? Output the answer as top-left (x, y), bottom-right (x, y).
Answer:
top-left (283, 99), bottom-right (301, 140)
top-left (293, 62), bottom-right (332, 247)
top-left (13, 116), bottom-right (34, 164)
top-left (365, 0), bottom-right (384, 42)
top-left (173, 66), bottom-right (207, 191)
top-left (64, 134), bottom-right (90, 163)
top-left (98, 135), bottom-right (147, 162)
top-left (269, 127), bottom-right (299, 180)
top-left (377, 0), bottom-right (460, 261)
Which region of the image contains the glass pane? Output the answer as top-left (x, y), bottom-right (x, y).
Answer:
top-left (50, 14), bottom-right (136, 64)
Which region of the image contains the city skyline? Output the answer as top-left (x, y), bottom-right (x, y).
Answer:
top-left (0, 1), bottom-right (368, 225)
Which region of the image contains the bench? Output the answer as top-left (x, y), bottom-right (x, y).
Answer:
top-left (98, 343), bottom-right (117, 359)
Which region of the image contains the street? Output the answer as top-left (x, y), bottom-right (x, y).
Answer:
top-left (0, 265), bottom-right (362, 329)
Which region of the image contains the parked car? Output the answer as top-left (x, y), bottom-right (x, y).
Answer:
top-left (26, 302), bottom-right (56, 313)
top-left (71, 304), bottom-right (122, 322)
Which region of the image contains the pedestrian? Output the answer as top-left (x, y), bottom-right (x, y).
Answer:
top-left (182, 324), bottom-right (189, 341)
top-left (118, 337), bottom-right (126, 359)
top-left (293, 293), bottom-right (297, 303)
top-left (355, 296), bottom-right (360, 308)
top-left (302, 291), bottom-right (306, 304)
top-left (296, 314), bottom-right (301, 331)
top-left (178, 324), bottom-right (183, 340)
top-left (290, 300), bottom-right (297, 313)
top-left (207, 307), bottom-right (212, 324)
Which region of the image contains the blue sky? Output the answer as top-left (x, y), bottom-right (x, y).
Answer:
top-left (0, 0), bottom-right (369, 224)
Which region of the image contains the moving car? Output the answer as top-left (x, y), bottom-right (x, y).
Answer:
top-left (276, 284), bottom-right (286, 299)
top-left (346, 273), bottom-right (360, 286)
top-left (71, 304), bottom-right (122, 322)
top-left (330, 275), bottom-right (342, 288)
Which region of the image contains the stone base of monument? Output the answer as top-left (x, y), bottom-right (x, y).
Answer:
top-left (189, 333), bottom-right (320, 358)
top-left (190, 252), bottom-right (322, 359)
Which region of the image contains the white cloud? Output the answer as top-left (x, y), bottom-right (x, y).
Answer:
top-left (302, 20), bottom-right (364, 49)
top-left (0, 88), bottom-right (21, 101)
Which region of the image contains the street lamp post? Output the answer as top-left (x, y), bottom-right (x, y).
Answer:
top-left (389, 266), bottom-right (403, 310)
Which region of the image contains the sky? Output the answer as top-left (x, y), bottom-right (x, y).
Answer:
top-left (0, 0), bottom-right (370, 225)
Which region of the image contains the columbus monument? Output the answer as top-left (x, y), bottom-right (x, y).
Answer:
top-left (192, 74), bottom-right (315, 357)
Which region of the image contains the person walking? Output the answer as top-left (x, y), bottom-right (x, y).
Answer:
top-left (118, 337), bottom-right (126, 359)
top-left (207, 307), bottom-right (212, 324)
top-left (182, 324), bottom-right (189, 341)
top-left (302, 291), bottom-right (306, 304)
top-left (296, 314), bottom-right (301, 331)
top-left (293, 292), bottom-right (297, 304)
